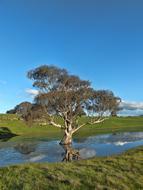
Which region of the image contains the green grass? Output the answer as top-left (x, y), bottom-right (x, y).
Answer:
top-left (0, 146), bottom-right (142, 190)
top-left (0, 114), bottom-right (143, 140)
top-left (0, 114), bottom-right (143, 189)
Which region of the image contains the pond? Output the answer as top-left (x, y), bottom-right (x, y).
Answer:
top-left (0, 131), bottom-right (143, 167)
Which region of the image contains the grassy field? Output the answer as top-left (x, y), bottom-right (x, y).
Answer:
top-left (0, 114), bottom-right (143, 189)
top-left (0, 114), bottom-right (143, 140)
top-left (0, 146), bottom-right (142, 190)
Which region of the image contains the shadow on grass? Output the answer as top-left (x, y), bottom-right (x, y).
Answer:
top-left (0, 127), bottom-right (17, 142)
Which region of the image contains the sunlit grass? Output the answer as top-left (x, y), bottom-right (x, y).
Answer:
top-left (0, 114), bottom-right (143, 140)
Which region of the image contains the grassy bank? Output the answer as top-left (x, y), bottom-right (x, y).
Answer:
top-left (0, 115), bottom-right (143, 189)
top-left (0, 146), bottom-right (142, 190)
top-left (0, 114), bottom-right (143, 140)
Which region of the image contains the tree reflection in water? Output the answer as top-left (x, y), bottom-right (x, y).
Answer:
top-left (0, 137), bottom-right (13, 142)
top-left (14, 141), bottom-right (95, 162)
top-left (14, 143), bottom-right (36, 155)
top-left (61, 145), bottom-right (81, 162)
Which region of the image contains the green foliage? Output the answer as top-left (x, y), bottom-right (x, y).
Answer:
top-left (0, 146), bottom-right (142, 190)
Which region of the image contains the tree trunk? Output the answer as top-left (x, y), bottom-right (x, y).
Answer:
top-left (61, 145), bottom-right (80, 162)
top-left (60, 130), bottom-right (73, 145)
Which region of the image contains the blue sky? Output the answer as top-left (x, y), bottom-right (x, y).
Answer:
top-left (0, 0), bottom-right (143, 115)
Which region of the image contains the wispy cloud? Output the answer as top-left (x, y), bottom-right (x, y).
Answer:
top-left (119, 101), bottom-right (143, 116)
top-left (25, 89), bottom-right (39, 97)
top-left (120, 101), bottom-right (143, 110)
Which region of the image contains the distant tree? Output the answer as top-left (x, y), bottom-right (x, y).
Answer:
top-left (7, 102), bottom-right (32, 119)
top-left (6, 109), bottom-right (16, 114)
top-left (14, 102), bottom-right (32, 115)
top-left (23, 104), bottom-right (45, 125)
top-left (22, 65), bottom-right (120, 145)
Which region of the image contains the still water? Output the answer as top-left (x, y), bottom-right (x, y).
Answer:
top-left (0, 132), bottom-right (143, 167)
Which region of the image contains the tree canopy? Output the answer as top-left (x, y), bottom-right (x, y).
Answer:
top-left (21, 65), bottom-right (121, 145)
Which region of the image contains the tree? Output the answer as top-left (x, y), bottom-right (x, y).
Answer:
top-left (87, 90), bottom-right (121, 118)
top-left (97, 90), bottom-right (120, 116)
top-left (62, 145), bottom-right (80, 162)
top-left (24, 65), bottom-right (120, 145)
top-left (110, 97), bottom-right (122, 117)
top-left (15, 102), bottom-right (32, 116)
top-left (6, 102), bottom-right (32, 116)
top-left (6, 101), bottom-right (34, 124)
top-left (6, 109), bottom-right (16, 114)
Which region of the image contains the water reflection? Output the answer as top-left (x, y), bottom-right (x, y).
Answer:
top-left (0, 131), bottom-right (143, 167)
top-left (0, 127), bottom-right (17, 141)
top-left (61, 145), bottom-right (80, 162)
top-left (14, 143), bottom-right (36, 155)
top-left (13, 143), bottom-right (96, 162)
top-left (0, 136), bottom-right (14, 142)
top-left (79, 148), bottom-right (96, 159)
top-left (80, 132), bottom-right (143, 145)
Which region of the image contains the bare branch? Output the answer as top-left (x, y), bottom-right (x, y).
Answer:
top-left (89, 117), bottom-right (109, 124)
top-left (73, 117), bottom-right (109, 133)
top-left (49, 120), bottom-right (63, 128)
top-left (73, 123), bottom-right (87, 133)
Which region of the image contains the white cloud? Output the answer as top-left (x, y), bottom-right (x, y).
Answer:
top-left (114, 141), bottom-right (129, 146)
top-left (120, 101), bottom-right (143, 110)
top-left (25, 89), bottom-right (39, 97)
top-left (119, 100), bottom-right (143, 116)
